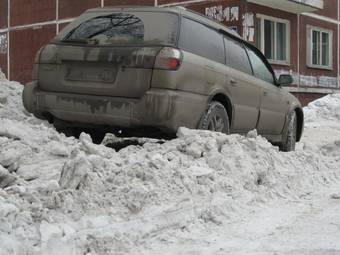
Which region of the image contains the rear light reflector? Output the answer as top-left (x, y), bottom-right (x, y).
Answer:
top-left (154, 47), bottom-right (182, 70)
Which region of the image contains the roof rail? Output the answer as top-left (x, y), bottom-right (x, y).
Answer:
top-left (173, 6), bottom-right (187, 10)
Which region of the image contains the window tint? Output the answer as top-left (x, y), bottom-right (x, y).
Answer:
top-left (224, 37), bottom-right (252, 75)
top-left (178, 17), bottom-right (224, 64)
top-left (63, 12), bottom-right (178, 45)
top-left (246, 47), bottom-right (275, 84)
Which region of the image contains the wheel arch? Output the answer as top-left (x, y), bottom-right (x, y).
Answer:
top-left (294, 107), bottom-right (304, 142)
top-left (209, 93), bottom-right (233, 127)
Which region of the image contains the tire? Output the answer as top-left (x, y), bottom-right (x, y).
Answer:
top-left (53, 119), bottom-right (79, 138)
top-left (280, 111), bottom-right (297, 152)
top-left (198, 101), bottom-right (230, 134)
top-left (56, 127), bottom-right (80, 138)
top-left (33, 112), bottom-right (45, 120)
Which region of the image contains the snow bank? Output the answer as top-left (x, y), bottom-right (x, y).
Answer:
top-left (0, 70), bottom-right (6, 81)
top-left (304, 93), bottom-right (340, 124)
top-left (1, 73), bottom-right (340, 254)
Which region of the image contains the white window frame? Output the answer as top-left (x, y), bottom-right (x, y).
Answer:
top-left (256, 14), bottom-right (291, 66)
top-left (306, 25), bottom-right (333, 70)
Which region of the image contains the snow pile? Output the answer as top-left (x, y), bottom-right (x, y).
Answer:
top-left (304, 93), bottom-right (340, 124)
top-left (0, 75), bottom-right (30, 123)
top-left (0, 69), bottom-right (6, 81)
top-left (1, 74), bottom-right (340, 254)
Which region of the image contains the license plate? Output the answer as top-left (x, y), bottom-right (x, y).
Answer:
top-left (66, 65), bottom-right (116, 83)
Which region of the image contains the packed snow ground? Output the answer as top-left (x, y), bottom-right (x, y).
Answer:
top-left (0, 70), bottom-right (340, 255)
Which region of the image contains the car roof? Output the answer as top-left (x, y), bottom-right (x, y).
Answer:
top-left (85, 6), bottom-right (241, 39)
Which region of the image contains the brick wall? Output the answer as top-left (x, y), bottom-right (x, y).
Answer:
top-left (10, 0), bottom-right (56, 26)
top-left (299, 15), bottom-right (338, 86)
top-left (188, 0), bottom-right (246, 34)
top-left (10, 25), bottom-right (56, 82)
top-left (291, 92), bottom-right (326, 106)
top-left (0, 0), bottom-right (8, 29)
top-left (58, 0), bottom-right (101, 19)
top-left (105, 0), bottom-right (154, 5)
top-left (315, 0), bottom-right (338, 19)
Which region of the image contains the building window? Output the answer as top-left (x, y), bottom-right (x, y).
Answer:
top-left (256, 15), bottom-right (290, 65)
top-left (307, 26), bottom-right (332, 69)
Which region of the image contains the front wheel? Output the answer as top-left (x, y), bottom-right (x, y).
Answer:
top-left (198, 101), bottom-right (230, 134)
top-left (280, 111), bottom-right (297, 152)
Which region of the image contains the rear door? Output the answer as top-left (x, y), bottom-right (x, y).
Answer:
top-left (175, 17), bottom-right (226, 94)
top-left (224, 36), bottom-right (261, 132)
top-left (245, 46), bottom-right (287, 135)
top-left (38, 11), bottom-right (179, 98)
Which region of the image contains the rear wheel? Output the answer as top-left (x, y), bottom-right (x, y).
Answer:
top-left (280, 111), bottom-right (297, 152)
top-left (198, 101), bottom-right (230, 134)
top-left (56, 127), bottom-right (80, 139)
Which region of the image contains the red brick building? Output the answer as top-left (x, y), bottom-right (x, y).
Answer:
top-left (0, 0), bottom-right (339, 105)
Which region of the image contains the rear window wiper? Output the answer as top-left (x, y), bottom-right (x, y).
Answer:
top-left (63, 14), bottom-right (142, 43)
top-left (61, 38), bottom-right (88, 44)
top-left (87, 15), bottom-right (137, 39)
top-left (61, 38), bottom-right (99, 45)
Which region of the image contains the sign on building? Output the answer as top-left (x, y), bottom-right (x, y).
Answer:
top-left (242, 13), bottom-right (255, 42)
top-left (205, 5), bottom-right (239, 22)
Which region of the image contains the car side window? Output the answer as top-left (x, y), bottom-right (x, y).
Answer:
top-left (224, 36), bottom-right (252, 75)
top-left (178, 17), bottom-right (225, 64)
top-left (246, 47), bottom-right (275, 84)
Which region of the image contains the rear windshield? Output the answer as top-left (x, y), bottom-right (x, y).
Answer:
top-left (59, 12), bottom-right (179, 46)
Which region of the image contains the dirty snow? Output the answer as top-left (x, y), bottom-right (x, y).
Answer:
top-left (0, 70), bottom-right (340, 255)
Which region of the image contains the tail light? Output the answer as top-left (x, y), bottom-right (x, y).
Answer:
top-left (154, 47), bottom-right (182, 70)
top-left (32, 46), bottom-right (45, 80)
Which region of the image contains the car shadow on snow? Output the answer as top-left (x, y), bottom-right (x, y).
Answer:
top-left (57, 127), bottom-right (168, 151)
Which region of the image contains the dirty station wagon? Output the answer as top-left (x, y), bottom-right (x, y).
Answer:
top-left (23, 6), bottom-right (304, 151)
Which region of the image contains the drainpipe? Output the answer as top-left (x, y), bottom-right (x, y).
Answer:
top-left (155, 0), bottom-right (158, 6)
top-left (56, 0), bottom-right (59, 34)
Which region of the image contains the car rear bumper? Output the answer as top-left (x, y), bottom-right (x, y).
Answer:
top-left (23, 81), bottom-right (207, 133)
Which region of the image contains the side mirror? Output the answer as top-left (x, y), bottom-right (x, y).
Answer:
top-left (277, 74), bottom-right (293, 86)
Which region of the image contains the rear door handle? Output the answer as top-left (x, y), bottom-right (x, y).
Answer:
top-left (205, 65), bottom-right (215, 71)
top-left (230, 78), bottom-right (238, 86)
